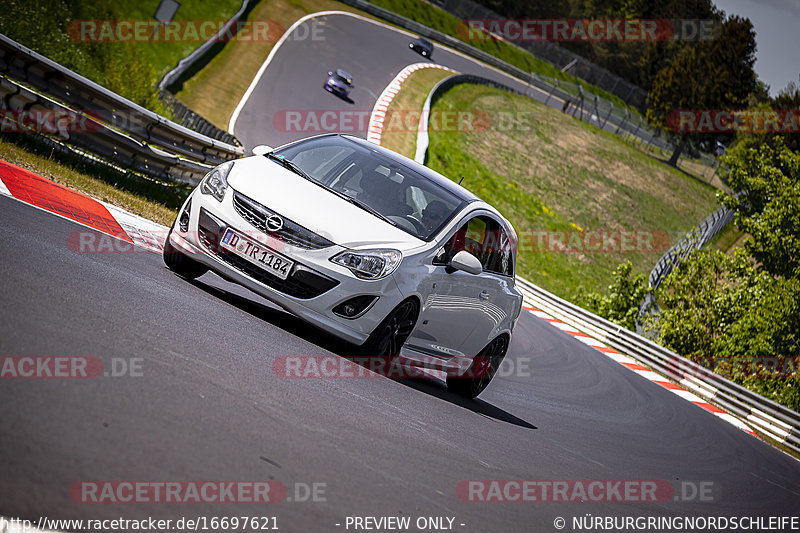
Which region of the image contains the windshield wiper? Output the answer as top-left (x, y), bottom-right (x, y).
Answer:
top-left (343, 195), bottom-right (397, 226)
top-left (265, 153), bottom-right (396, 226)
top-left (266, 152), bottom-right (313, 182)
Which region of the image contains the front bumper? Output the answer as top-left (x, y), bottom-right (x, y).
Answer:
top-left (170, 188), bottom-right (406, 345)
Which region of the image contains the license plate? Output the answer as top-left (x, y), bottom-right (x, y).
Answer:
top-left (220, 228), bottom-right (294, 280)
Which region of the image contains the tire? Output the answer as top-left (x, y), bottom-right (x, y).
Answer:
top-left (163, 229), bottom-right (208, 280)
top-left (361, 299), bottom-right (419, 358)
top-left (447, 335), bottom-right (509, 398)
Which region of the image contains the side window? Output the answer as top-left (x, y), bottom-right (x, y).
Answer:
top-left (494, 229), bottom-right (514, 276)
top-left (433, 216), bottom-right (514, 276)
top-left (463, 217), bottom-right (489, 266)
top-left (433, 219), bottom-right (467, 265)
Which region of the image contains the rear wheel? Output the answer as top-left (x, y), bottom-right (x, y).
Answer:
top-left (447, 335), bottom-right (508, 398)
top-left (361, 299), bottom-right (419, 358)
top-left (163, 229), bottom-right (208, 280)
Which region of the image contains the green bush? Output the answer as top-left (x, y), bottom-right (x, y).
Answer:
top-left (578, 261), bottom-right (650, 331)
top-left (0, 0), bottom-right (167, 114)
top-left (657, 249), bottom-right (800, 411)
top-left (654, 137), bottom-right (800, 412)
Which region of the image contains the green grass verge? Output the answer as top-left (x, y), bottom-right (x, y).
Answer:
top-left (424, 84), bottom-right (719, 298)
top-left (0, 0), bottom-right (246, 116)
top-left (379, 68), bottom-right (454, 158)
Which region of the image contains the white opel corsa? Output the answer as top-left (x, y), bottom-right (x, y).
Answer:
top-left (165, 134), bottom-right (523, 397)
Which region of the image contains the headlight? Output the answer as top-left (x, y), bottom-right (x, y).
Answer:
top-left (200, 161), bottom-right (234, 202)
top-left (330, 249), bottom-right (402, 280)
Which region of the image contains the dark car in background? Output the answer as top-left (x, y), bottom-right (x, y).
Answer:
top-left (324, 69), bottom-right (354, 98)
top-left (409, 37), bottom-right (433, 58)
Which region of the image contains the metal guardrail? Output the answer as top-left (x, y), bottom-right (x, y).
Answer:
top-left (637, 205), bottom-right (734, 333)
top-left (0, 33), bottom-right (243, 183)
top-left (157, 90), bottom-right (240, 146)
top-left (414, 73), bottom-right (522, 164)
top-left (158, 0), bottom-right (256, 92)
top-left (647, 205), bottom-right (735, 291)
top-left (516, 276), bottom-right (800, 455)
top-left (0, 76), bottom-right (211, 183)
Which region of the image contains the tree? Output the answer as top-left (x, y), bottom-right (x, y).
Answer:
top-left (770, 78), bottom-right (800, 152)
top-left (657, 249), bottom-right (800, 411)
top-left (655, 137), bottom-right (800, 412)
top-left (578, 262), bottom-right (650, 331)
top-left (646, 15), bottom-right (758, 165)
top-left (720, 137), bottom-right (800, 278)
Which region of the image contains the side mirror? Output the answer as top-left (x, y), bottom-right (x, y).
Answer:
top-left (327, 71), bottom-right (333, 76)
top-left (252, 145), bottom-right (273, 156)
top-left (449, 250), bottom-right (482, 275)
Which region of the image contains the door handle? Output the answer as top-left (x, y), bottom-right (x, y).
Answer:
top-left (479, 290), bottom-right (490, 300)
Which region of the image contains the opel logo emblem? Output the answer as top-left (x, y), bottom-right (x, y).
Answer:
top-left (265, 214), bottom-right (283, 232)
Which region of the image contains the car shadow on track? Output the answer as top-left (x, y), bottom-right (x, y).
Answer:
top-left (188, 274), bottom-right (537, 430)
top-left (377, 373), bottom-right (537, 430)
top-left (187, 275), bottom-right (354, 352)
top-left (326, 91), bottom-right (355, 105)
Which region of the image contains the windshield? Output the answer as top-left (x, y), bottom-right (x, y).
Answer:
top-left (333, 70), bottom-right (352, 84)
top-left (273, 136), bottom-right (466, 240)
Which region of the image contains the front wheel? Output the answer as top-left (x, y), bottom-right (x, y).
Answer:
top-left (163, 230), bottom-right (208, 280)
top-left (447, 335), bottom-right (508, 398)
top-left (361, 299), bottom-right (419, 357)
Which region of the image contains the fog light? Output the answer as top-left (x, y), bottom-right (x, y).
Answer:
top-left (178, 199), bottom-right (192, 232)
top-left (333, 295), bottom-right (378, 319)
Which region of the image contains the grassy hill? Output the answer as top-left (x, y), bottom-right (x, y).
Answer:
top-left (387, 82), bottom-right (720, 298)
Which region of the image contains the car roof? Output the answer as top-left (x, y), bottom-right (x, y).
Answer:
top-left (335, 69), bottom-right (352, 79)
top-left (338, 134), bottom-right (480, 203)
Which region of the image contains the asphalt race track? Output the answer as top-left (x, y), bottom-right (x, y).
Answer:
top-left (232, 12), bottom-right (550, 151)
top-left (2, 197), bottom-right (800, 529)
top-left (2, 10), bottom-right (800, 533)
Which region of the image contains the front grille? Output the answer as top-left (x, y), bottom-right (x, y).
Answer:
top-left (232, 191), bottom-right (334, 250)
top-left (197, 211), bottom-right (339, 300)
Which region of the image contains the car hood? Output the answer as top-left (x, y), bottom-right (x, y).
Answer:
top-left (227, 156), bottom-right (425, 250)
